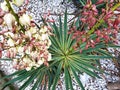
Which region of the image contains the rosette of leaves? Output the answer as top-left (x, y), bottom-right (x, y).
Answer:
top-left (0, 10), bottom-right (119, 90)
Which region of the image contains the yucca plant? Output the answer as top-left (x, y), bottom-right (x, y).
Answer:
top-left (0, 10), bottom-right (118, 90)
top-left (0, 0), bottom-right (120, 90)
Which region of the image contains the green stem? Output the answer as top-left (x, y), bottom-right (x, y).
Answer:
top-left (88, 3), bottom-right (120, 35)
top-left (112, 3), bottom-right (120, 11)
top-left (5, 0), bottom-right (25, 32)
top-left (5, 0), bottom-right (19, 25)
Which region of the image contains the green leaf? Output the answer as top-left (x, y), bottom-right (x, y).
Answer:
top-left (82, 43), bottom-right (106, 53)
top-left (49, 22), bottom-right (60, 40)
top-left (73, 58), bottom-right (103, 73)
top-left (0, 58), bottom-right (12, 61)
top-left (91, 0), bottom-right (97, 4)
top-left (1, 70), bottom-right (33, 89)
top-left (49, 36), bottom-right (64, 55)
top-left (71, 60), bottom-right (101, 78)
top-left (31, 72), bottom-right (44, 90)
top-left (51, 61), bottom-right (63, 90)
top-left (79, 0), bottom-right (86, 6)
top-left (47, 70), bottom-right (55, 90)
top-left (64, 64), bottom-right (69, 90)
top-left (49, 36), bottom-right (61, 51)
top-left (63, 9), bottom-right (68, 50)
top-left (53, 23), bottom-right (60, 39)
top-left (67, 0), bottom-right (72, 2)
top-left (97, 49), bottom-right (113, 58)
top-left (67, 71), bottom-right (74, 90)
top-left (66, 34), bottom-right (76, 51)
top-left (19, 69), bottom-right (41, 90)
top-left (59, 16), bottom-right (63, 45)
top-left (81, 55), bottom-right (113, 59)
top-left (108, 44), bottom-right (120, 48)
top-left (70, 64), bottom-right (85, 90)
top-left (0, 70), bottom-right (26, 81)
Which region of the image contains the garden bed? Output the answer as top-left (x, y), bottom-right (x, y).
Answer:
top-left (0, 0), bottom-right (120, 90)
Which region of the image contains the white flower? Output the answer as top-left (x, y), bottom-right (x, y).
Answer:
top-left (34, 33), bottom-right (41, 40)
top-left (25, 30), bottom-right (32, 39)
top-left (19, 14), bottom-right (31, 26)
top-left (40, 26), bottom-right (48, 33)
top-left (38, 59), bottom-right (44, 65)
top-left (114, 11), bottom-right (120, 14)
top-left (0, 36), bottom-right (4, 42)
top-left (13, 59), bottom-right (18, 64)
top-left (23, 57), bottom-right (31, 63)
top-left (12, 0), bottom-right (24, 6)
top-left (29, 62), bottom-right (36, 67)
top-left (48, 38), bottom-right (51, 46)
top-left (48, 53), bottom-right (52, 61)
top-left (41, 33), bottom-right (49, 40)
top-left (26, 67), bottom-right (32, 71)
top-left (3, 13), bottom-right (15, 29)
top-left (25, 46), bottom-right (31, 54)
top-left (1, 1), bottom-right (9, 12)
top-left (30, 27), bottom-right (37, 34)
top-left (17, 46), bottom-right (24, 53)
top-left (4, 32), bottom-right (14, 38)
top-left (7, 38), bottom-right (15, 46)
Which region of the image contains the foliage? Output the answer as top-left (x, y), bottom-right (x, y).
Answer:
top-left (0, 0), bottom-right (120, 90)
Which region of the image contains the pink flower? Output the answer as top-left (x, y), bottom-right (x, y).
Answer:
top-left (91, 5), bottom-right (98, 13)
top-left (82, 38), bottom-right (86, 42)
top-left (80, 18), bottom-right (86, 23)
top-left (0, 9), bottom-right (5, 17)
top-left (113, 18), bottom-right (120, 28)
top-left (96, 0), bottom-right (104, 5)
top-left (25, 0), bottom-right (29, 5)
top-left (0, 18), bottom-right (3, 25)
top-left (0, 50), bottom-right (2, 58)
top-left (95, 37), bottom-right (100, 43)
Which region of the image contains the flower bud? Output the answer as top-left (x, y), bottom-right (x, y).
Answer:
top-left (26, 67), bottom-right (31, 71)
top-left (38, 59), bottom-right (44, 65)
top-left (19, 14), bottom-right (31, 26)
top-left (3, 13), bottom-right (15, 29)
top-left (17, 46), bottom-right (24, 53)
top-left (0, 50), bottom-right (2, 58)
top-left (12, 0), bottom-right (24, 7)
top-left (47, 38), bottom-right (51, 47)
top-left (40, 26), bottom-right (48, 33)
top-left (30, 27), bottom-right (37, 34)
top-left (23, 57), bottom-right (31, 63)
top-left (48, 53), bottom-right (52, 61)
top-left (7, 38), bottom-right (15, 46)
top-left (41, 33), bottom-right (49, 41)
top-left (0, 18), bottom-right (3, 25)
top-left (4, 32), bottom-right (14, 38)
top-left (25, 30), bottom-right (32, 39)
top-left (96, 0), bottom-right (104, 5)
top-left (0, 9), bottom-right (5, 18)
top-left (1, 1), bottom-right (9, 12)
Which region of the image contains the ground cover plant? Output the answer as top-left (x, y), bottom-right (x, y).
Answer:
top-left (0, 0), bottom-right (120, 90)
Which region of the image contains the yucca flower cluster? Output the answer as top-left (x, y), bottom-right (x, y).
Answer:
top-left (71, 0), bottom-right (120, 51)
top-left (0, 0), bottom-right (51, 71)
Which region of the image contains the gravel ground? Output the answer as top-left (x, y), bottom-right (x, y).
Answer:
top-left (0, 0), bottom-right (120, 90)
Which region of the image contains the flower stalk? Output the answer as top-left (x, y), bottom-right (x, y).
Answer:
top-left (5, 0), bottom-right (25, 32)
top-left (5, 0), bottom-right (19, 25)
top-left (88, 3), bottom-right (120, 35)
